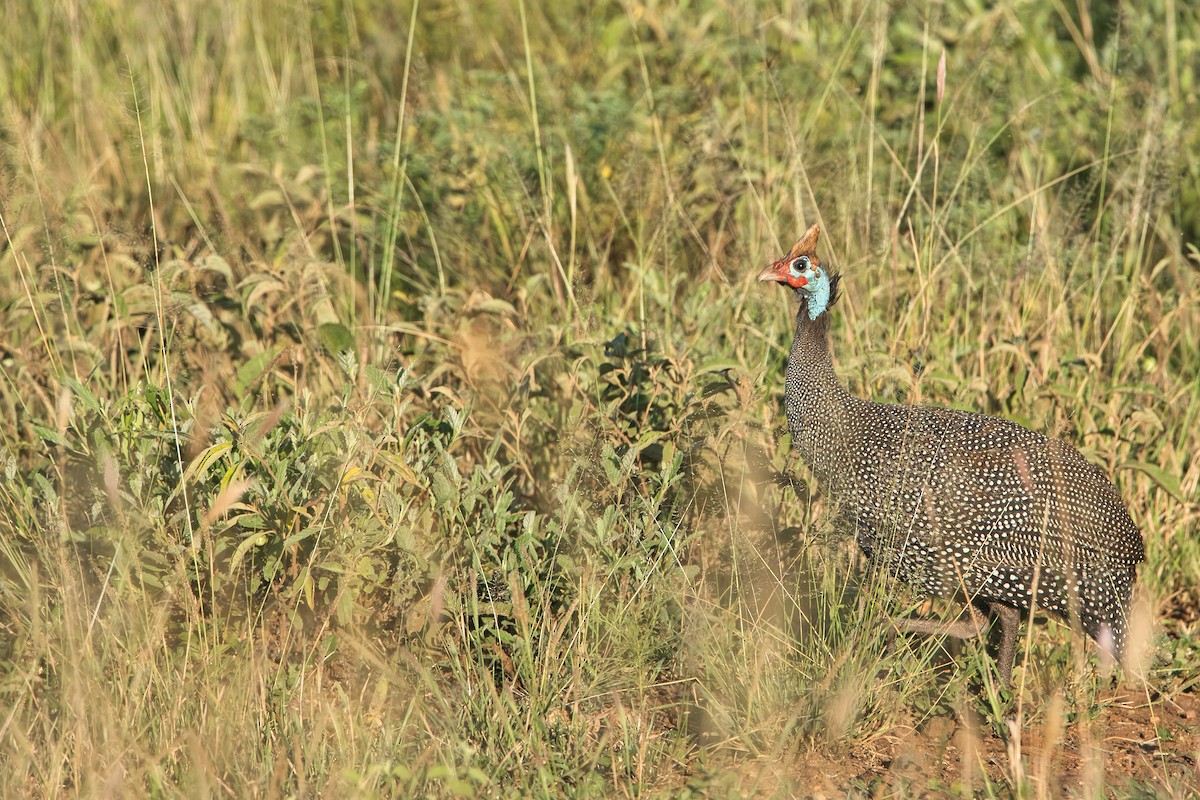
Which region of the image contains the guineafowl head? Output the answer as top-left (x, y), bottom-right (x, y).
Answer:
top-left (757, 223), bottom-right (840, 320)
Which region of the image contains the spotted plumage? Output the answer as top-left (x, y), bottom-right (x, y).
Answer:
top-left (759, 224), bottom-right (1144, 683)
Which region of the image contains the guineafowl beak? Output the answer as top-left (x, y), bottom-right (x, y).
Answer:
top-left (757, 263), bottom-right (781, 282)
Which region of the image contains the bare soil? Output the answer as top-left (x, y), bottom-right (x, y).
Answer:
top-left (741, 688), bottom-right (1200, 797)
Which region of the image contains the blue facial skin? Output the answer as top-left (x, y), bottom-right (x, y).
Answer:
top-left (788, 256), bottom-right (830, 320)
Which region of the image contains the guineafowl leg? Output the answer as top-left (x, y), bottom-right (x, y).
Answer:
top-left (890, 602), bottom-right (989, 641)
top-left (990, 602), bottom-right (1021, 686)
top-left (890, 604), bottom-right (1021, 685)
top-left (888, 605), bottom-right (989, 660)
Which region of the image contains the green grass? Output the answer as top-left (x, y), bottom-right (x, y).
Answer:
top-left (1, 0), bottom-right (1198, 796)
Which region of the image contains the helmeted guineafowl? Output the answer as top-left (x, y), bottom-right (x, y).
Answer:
top-left (758, 224), bottom-right (1144, 685)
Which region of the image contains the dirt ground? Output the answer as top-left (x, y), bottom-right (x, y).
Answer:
top-left (747, 688), bottom-right (1200, 797)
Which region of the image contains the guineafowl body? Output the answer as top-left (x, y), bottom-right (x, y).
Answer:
top-left (759, 225), bottom-right (1144, 683)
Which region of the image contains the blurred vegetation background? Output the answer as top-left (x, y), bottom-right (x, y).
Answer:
top-left (1, 0), bottom-right (1197, 795)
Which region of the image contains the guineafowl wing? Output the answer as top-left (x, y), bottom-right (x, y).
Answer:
top-left (841, 402), bottom-right (1142, 613)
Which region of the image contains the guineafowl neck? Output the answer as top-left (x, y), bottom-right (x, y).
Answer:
top-left (785, 309), bottom-right (854, 484)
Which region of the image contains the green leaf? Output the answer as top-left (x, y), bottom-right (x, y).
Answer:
top-left (471, 297), bottom-right (516, 316)
top-left (431, 471), bottom-right (455, 506)
top-left (232, 513), bottom-right (266, 529)
top-left (32, 472), bottom-right (58, 504)
top-left (465, 767), bottom-right (490, 786)
top-left (228, 531), bottom-right (269, 576)
top-left (697, 359), bottom-right (740, 374)
top-left (185, 440), bottom-right (234, 483)
top-left (197, 254), bottom-right (233, 283)
top-left (601, 445), bottom-right (621, 486)
top-left (283, 526), bottom-right (320, 549)
top-left (236, 345), bottom-right (284, 397)
top-left (446, 778), bottom-right (475, 797)
top-left (364, 364), bottom-right (391, 392)
top-left (318, 322), bottom-right (356, 353)
top-left (1120, 461), bottom-right (1184, 502)
top-left (33, 425), bottom-right (64, 446)
top-left (62, 376), bottom-right (102, 415)
top-left (634, 429), bottom-right (662, 451)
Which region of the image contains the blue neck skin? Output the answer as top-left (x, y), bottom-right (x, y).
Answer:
top-left (804, 270), bottom-right (830, 320)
